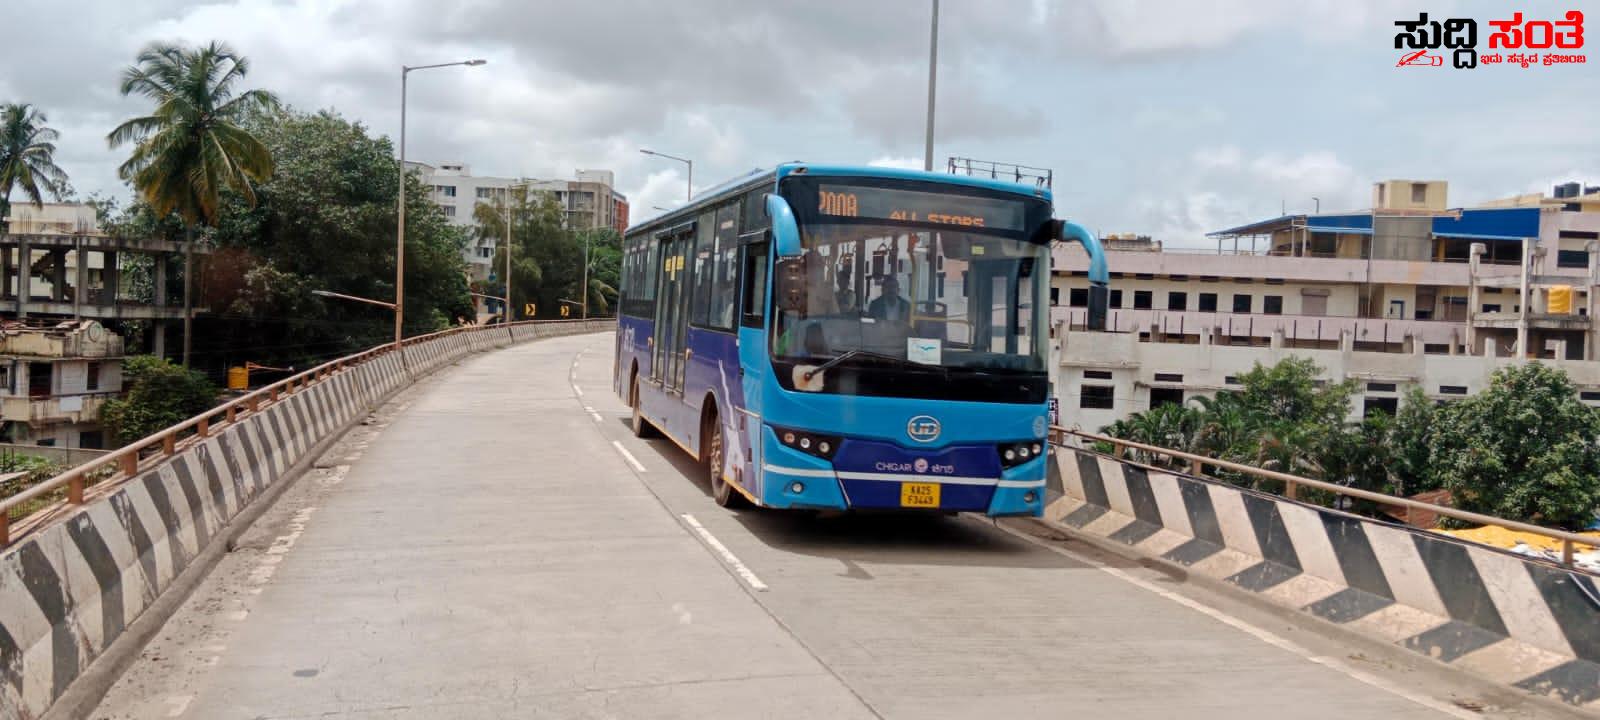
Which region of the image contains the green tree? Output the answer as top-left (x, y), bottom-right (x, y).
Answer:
top-left (107, 41), bottom-right (281, 366)
top-left (0, 103), bottom-right (69, 226)
top-left (1426, 363), bottom-right (1600, 528)
top-left (100, 356), bottom-right (219, 446)
top-left (198, 108), bottom-right (472, 367)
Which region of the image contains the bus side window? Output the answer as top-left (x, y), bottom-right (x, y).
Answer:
top-left (741, 240), bottom-right (770, 329)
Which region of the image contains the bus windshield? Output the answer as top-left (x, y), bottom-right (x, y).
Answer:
top-left (773, 182), bottom-right (1051, 375)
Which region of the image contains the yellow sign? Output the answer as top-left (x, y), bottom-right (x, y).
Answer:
top-left (560, 305), bottom-right (571, 317)
top-left (524, 303), bottom-right (537, 317)
top-left (900, 482), bottom-right (940, 508)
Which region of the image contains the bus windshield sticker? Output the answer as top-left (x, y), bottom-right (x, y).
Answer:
top-left (908, 337), bottom-right (942, 365)
top-left (817, 184), bottom-right (1027, 231)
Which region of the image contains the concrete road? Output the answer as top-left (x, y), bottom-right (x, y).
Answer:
top-left (93, 333), bottom-right (1577, 720)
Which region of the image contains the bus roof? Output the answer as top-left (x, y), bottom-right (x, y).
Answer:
top-left (625, 162), bottom-right (1052, 237)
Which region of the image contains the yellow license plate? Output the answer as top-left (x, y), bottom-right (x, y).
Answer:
top-left (900, 482), bottom-right (940, 508)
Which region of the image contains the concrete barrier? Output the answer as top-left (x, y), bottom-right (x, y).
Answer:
top-left (1046, 446), bottom-right (1600, 709)
top-left (0, 320), bottom-right (611, 720)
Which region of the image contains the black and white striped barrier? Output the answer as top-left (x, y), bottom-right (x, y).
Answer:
top-left (0, 320), bottom-right (611, 720)
top-left (1047, 447), bottom-right (1600, 709)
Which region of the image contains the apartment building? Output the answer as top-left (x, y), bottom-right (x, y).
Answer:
top-left (1051, 180), bottom-right (1600, 429)
top-left (0, 320), bottom-right (124, 449)
top-left (406, 162), bottom-right (630, 282)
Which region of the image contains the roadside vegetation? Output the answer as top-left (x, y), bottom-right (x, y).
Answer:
top-left (1100, 358), bottom-right (1600, 530)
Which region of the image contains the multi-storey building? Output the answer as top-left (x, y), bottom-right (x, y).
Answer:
top-left (406, 162), bottom-right (630, 283)
top-left (2, 202), bottom-right (203, 359)
top-left (1051, 180), bottom-right (1600, 430)
top-left (0, 319), bottom-right (124, 449)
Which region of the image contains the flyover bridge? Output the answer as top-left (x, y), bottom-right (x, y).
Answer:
top-left (0, 326), bottom-right (1594, 719)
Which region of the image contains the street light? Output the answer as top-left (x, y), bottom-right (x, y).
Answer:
top-left (398, 58), bottom-right (487, 348)
top-left (312, 289), bottom-right (397, 310)
top-left (924, 0), bottom-right (939, 171)
top-left (501, 180), bottom-right (532, 323)
top-left (639, 148), bottom-right (692, 202)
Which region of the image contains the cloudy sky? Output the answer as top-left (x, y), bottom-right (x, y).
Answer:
top-left (2, 0), bottom-right (1595, 246)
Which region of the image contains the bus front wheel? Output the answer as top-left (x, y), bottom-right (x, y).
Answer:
top-left (705, 410), bottom-right (742, 508)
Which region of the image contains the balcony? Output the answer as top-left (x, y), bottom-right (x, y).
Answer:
top-left (0, 393), bottom-right (112, 424)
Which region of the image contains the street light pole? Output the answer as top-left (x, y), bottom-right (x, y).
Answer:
top-left (924, 0), bottom-right (939, 172)
top-left (398, 58), bottom-right (486, 348)
top-left (640, 148), bottom-right (692, 202)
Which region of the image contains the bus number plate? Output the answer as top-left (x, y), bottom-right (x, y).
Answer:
top-left (900, 482), bottom-right (940, 508)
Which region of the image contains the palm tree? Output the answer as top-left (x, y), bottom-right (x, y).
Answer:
top-left (107, 41), bottom-right (280, 365)
top-left (0, 103), bottom-right (69, 230)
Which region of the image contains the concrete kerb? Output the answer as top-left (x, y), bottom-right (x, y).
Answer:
top-left (1043, 445), bottom-right (1600, 711)
top-left (0, 321), bottom-right (611, 720)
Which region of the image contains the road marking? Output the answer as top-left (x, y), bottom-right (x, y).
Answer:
top-left (590, 412), bottom-right (604, 423)
top-left (993, 520), bottom-right (1480, 720)
top-left (682, 514), bottom-right (768, 591)
top-left (164, 694), bottom-right (193, 717)
top-left (611, 440), bottom-right (647, 472)
top-left (573, 384), bottom-right (584, 397)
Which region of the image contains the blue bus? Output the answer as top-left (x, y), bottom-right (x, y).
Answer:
top-left (614, 163), bottom-right (1108, 516)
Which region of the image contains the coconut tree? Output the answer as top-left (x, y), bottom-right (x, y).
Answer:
top-left (0, 103), bottom-right (69, 229)
top-left (107, 41), bottom-right (279, 365)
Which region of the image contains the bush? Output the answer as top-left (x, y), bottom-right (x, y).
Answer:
top-left (1426, 363), bottom-right (1600, 529)
top-left (100, 356), bottom-right (220, 446)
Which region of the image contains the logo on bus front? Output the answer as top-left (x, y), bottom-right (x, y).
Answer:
top-left (907, 415), bottom-right (941, 443)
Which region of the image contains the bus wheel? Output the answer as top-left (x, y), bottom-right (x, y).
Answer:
top-left (630, 373), bottom-right (656, 438)
top-left (706, 412), bottom-right (742, 508)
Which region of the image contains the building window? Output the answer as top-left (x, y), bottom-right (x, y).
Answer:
top-left (476, 187), bottom-right (493, 199)
top-left (1232, 294), bottom-right (1252, 313)
top-left (435, 185), bottom-right (457, 197)
top-left (1263, 295), bottom-right (1283, 315)
top-left (1150, 386), bottom-right (1184, 408)
top-left (1050, 288), bottom-right (1060, 306)
top-left (1366, 382), bottom-right (1397, 392)
top-left (1439, 385), bottom-right (1468, 395)
top-left (87, 362), bottom-right (100, 391)
top-left (1068, 288), bottom-right (1088, 307)
top-left (442, 205), bottom-right (456, 217)
top-left (36, 438), bottom-right (56, 447)
top-left (1481, 303), bottom-right (1501, 313)
top-left (1558, 250), bottom-right (1588, 268)
top-left (1083, 369), bottom-right (1113, 380)
top-left (1364, 396), bottom-right (1399, 417)
top-left (1198, 293), bottom-right (1218, 312)
top-left (1133, 290), bottom-right (1153, 309)
top-left (1581, 390), bottom-right (1600, 401)
top-left (1224, 375), bottom-right (1241, 385)
top-left (1154, 372), bottom-right (1183, 383)
top-left (1080, 385), bottom-right (1114, 409)
top-left (29, 362), bottom-right (51, 398)
top-left (79, 431), bottom-right (104, 449)
top-left (1411, 183), bottom-right (1426, 203)
top-left (1109, 289), bottom-right (1123, 308)
top-left (1167, 291), bottom-right (1187, 311)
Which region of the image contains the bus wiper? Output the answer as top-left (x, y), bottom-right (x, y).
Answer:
top-left (802, 349), bottom-right (944, 382)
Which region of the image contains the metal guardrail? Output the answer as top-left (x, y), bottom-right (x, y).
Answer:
top-left (1051, 425), bottom-right (1597, 570)
top-left (0, 318), bottom-right (609, 545)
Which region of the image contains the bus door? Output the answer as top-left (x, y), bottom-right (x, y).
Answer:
top-left (654, 229), bottom-right (694, 394)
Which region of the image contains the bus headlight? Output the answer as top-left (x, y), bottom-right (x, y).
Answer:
top-left (998, 441), bottom-right (1043, 469)
top-left (772, 425), bottom-right (841, 460)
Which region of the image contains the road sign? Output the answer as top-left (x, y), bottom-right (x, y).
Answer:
top-left (524, 303), bottom-right (537, 317)
top-left (560, 305), bottom-right (571, 317)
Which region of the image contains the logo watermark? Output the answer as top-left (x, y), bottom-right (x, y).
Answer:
top-left (1395, 11), bottom-right (1584, 69)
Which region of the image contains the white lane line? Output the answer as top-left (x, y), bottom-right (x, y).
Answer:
top-left (590, 412), bottom-right (604, 423)
top-left (164, 694), bottom-right (194, 717)
top-left (682, 514), bottom-right (768, 591)
top-left (572, 384), bottom-right (584, 397)
top-left (993, 520), bottom-right (1480, 720)
top-left (611, 440), bottom-right (647, 472)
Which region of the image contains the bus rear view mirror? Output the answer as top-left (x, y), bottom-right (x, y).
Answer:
top-left (767, 193), bottom-right (803, 258)
top-left (776, 258), bottom-right (806, 312)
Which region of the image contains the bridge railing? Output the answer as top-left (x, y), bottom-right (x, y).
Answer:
top-left (1051, 426), bottom-right (1596, 571)
top-left (0, 318), bottom-right (608, 546)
